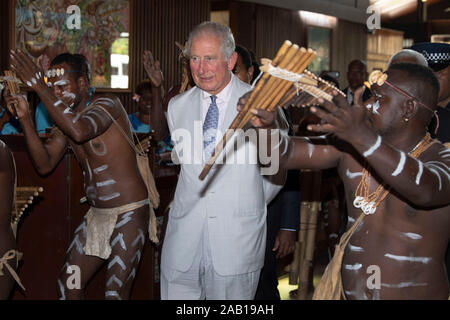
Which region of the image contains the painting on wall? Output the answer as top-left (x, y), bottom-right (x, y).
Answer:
top-left (12, 0), bottom-right (131, 90)
top-left (307, 26), bottom-right (331, 76)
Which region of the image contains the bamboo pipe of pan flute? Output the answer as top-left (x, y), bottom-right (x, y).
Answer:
top-left (225, 40), bottom-right (292, 136)
top-left (245, 44), bottom-right (301, 117)
top-left (266, 51), bottom-right (317, 109)
top-left (199, 40), bottom-right (293, 180)
top-left (15, 199), bottom-right (33, 205)
top-left (235, 47), bottom-right (310, 132)
top-left (17, 187), bottom-right (44, 194)
top-left (257, 49), bottom-right (316, 113)
top-left (16, 195), bottom-right (34, 201)
top-left (5, 71), bottom-right (19, 118)
top-left (238, 49), bottom-right (316, 128)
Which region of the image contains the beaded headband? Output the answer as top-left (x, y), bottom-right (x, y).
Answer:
top-left (365, 70), bottom-right (439, 134)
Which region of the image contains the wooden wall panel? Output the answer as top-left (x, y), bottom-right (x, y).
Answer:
top-left (367, 28), bottom-right (404, 73)
top-left (122, 0), bottom-right (210, 114)
top-left (0, 0), bottom-right (209, 114)
top-left (331, 19), bottom-right (368, 89)
top-left (254, 4), bottom-right (305, 63)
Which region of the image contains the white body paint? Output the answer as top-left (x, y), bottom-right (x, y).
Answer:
top-left (344, 263), bottom-right (363, 271)
top-left (99, 193), bottom-right (121, 202)
top-left (346, 169), bottom-right (363, 179)
top-left (348, 243), bottom-right (364, 252)
top-left (426, 161), bottom-right (450, 182)
top-left (96, 179), bottom-right (116, 187)
top-left (385, 253), bottom-right (431, 264)
top-left (381, 282), bottom-right (427, 288)
top-left (115, 211), bottom-right (135, 229)
top-left (402, 232), bottom-right (423, 240)
top-left (307, 143), bottom-right (314, 159)
top-left (83, 115), bottom-right (98, 134)
top-left (108, 256), bottom-right (126, 270)
top-left (94, 165), bottom-right (108, 174)
top-left (89, 138), bottom-right (108, 156)
top-left (363, 135), bottom-right (382, 158)
top-left (392, 151), bottom-right (406, 176)
top-left (415, 160), bottom-right (424, 185)
top-left (438, 149), bottom-right (450, 158)
top-left (428, 167), bottom-right (443, 191)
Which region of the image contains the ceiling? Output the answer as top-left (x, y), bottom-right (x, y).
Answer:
top-left (237, 0), bottom-right (447, 24)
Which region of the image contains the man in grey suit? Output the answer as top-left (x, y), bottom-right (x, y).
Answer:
top-left (161, 21), bottom-right (285, 300)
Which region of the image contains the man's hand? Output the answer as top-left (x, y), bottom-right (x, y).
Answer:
top-left (143, 50), bottom-right (162, 88)
top-left (273, 230), bottom-right (296, 259)
top-left (10, 49), bottom-right (45, 90)
top-left (3, 88), bottom-right (31, 121)
top-left (237, 92), bottom-right (278, 129)
top-left (307, 89), bottom-right (370, 143)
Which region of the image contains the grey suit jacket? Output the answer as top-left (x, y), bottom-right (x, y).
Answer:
top-left (162, 75), bottom-right (284, 276)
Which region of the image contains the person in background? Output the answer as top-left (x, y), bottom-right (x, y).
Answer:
top-left (343, 59), bottom-right (371, 105)
top-left (233, 45), bottom-right (254, 84)
top-left (387, 49), bottom-right (428, 69)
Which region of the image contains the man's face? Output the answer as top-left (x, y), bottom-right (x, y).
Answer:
top-left (48, 63), bottom-right (80, 109)
top-left (138, 88), bottom-right (152, 115)
top-left (189, 33), bottom-right (237, 95)
top-left (363, 70), bottom-right (406, 137)
top-left (233, 54), bottom-right (250, 84)
top-left (347, 63), bottom-right (366, 90)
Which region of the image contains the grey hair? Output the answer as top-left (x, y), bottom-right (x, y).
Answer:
top-left (185, 21), bottom-right (236, 60)
top-left (388, 49), bottom-right (428, 68)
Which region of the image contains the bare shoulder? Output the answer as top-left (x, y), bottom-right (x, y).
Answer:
top-left (91, 93), bottom-right (123, 108)
top-left (88, 93), bottom-right (125, 120)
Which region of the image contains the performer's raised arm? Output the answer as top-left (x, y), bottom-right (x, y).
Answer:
top-left (10, 50), bottom-right (122, 144)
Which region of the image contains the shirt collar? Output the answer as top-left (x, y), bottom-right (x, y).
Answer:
top-left (201, 72), bottom-right (234, 104)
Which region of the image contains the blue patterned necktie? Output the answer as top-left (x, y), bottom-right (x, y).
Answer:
top-left (203, 95), bottom-right (219, 160)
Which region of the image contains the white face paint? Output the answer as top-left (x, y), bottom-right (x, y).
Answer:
top-left (26, 81), bottom-right (32, 87)
top-left (63, 107), bottom-right (73, 115)
top-left (384, 253), bottom-right (431, 264)
top-left (62, 91), bottom-right (76, 100)
top-left (54, 80), bottom-right (69, 86)
top-left (366, 100), bottom-right (380, 114)
top-left (31, 77), bottom-right (37, 85)
top-left (54, 100), bottom-right (64, 107)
